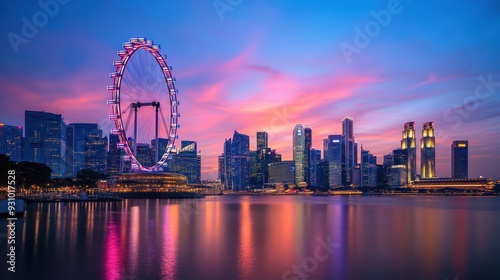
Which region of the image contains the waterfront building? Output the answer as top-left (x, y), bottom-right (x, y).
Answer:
top-left (401, 122), bottom-right (417, 183)
top-left (136, 143), bottom-right (154, 168)
top-left (309, 147), bottom-right (321, 187)
top-left (323, 135), bottom-right (343, 188)
top-left (221, 138), bottom-right (232, 190)
top-left (353, 164), bottom-right (361, 187)
top-left (66, 123), bottom-right (107, 178)
top-left (293, 124), bottom-right (305, 185)
top-left (218, 154), bottom-right (225, 185)
top-left (342, 117), bottom-right (356, 187)
top-left (383, 153), bottom-right (394, 186)
top-left (168, 140), bottom-right (201, 184)
top-left (316, 160), bottom-right (329, 188)
top-left (361, 147), bottom-right (377, 187)
top-left (24, 110), bottom-right (66, 178)
top-left (268, 160), bottom-right (295, 186)
top-left (390, 165), bottom-right (408, 187)
top-left (304, 126), bottom-right (312, 186)
top-left (230, 131), bottom-right (250, 191)
top-left (107, 134), bottom-right (121, 174)
top-left (411, 177), bottom-right (493, 190)
top-left (391, 148), bottom-right (408, 186)
top-left (452, 140), bottom-right (468, 179)
top-left (421, 122), bottom-right (436, 178)
top-left (251, 147), bottom-right (281, 187)
top-left (0, 123), bottom-right (23, 162)
top-left (151, 138), bottom-right (169, 162)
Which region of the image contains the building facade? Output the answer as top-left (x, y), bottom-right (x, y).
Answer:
top-left (421, 122), bottom-right (436, 178)
top-left (168, 140), bottom-right (201, 184)
top-left (0, 124), bottom-right (23, 162)
top-left (66, 123), bottom-right (107, 178)
top-left (309, 147), bottom-right (321, 187)
top-left (268, 161), bottom-right (295, 185)
top-left (342, 117), bottom-right (356, 187)
top-left (230, 131), bottom-right (250, 191)
top-left (323, 135), bottom-right (343, 188)
top-left (452, 140), bottom-right (468, 179)
top-left (256, 131), bottom-right (268, 150)
top-left (293, 124), bottom-right (305, 185)
top-left (401, 122), bottom-right (417, 183)
top-left (25, 110), bottom-right (66, 178)
top-left (107, 133), bottom-right (121, 174)
top-left (361, 147), bottom-right (377, 187)
top-left (303, 126), bottom-right (312, 186)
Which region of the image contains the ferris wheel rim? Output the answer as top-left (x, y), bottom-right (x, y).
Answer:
top-left (107, 37), bottom-right (179, 172)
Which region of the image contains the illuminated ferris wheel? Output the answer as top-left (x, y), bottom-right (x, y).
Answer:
top-left (107, 37), bottom-right (180, 172)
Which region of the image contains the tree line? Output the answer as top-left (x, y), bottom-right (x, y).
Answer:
top-left (0, 154), bottom-right (106, 189)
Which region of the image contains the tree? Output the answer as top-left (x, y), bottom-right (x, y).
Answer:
top-left (76, 168), bottom-right (101, 187)
top-left (16, 161), bottom-right (52, 188)
top-left (0, 154), bottom-right (15, 187)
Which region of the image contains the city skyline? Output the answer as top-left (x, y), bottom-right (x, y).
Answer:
top-left (1, 1), bottom-right (499, 179)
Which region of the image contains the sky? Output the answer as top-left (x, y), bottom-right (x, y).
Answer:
top-left (0, 0), bottom-right (499, 180)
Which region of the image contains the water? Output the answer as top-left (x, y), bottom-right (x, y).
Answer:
top-left (1, 196), bottom-right (500, 280)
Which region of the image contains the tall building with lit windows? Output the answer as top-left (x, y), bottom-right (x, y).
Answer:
top-left (0, 124), bottom-right (23, 162)
top-left (293, 124), bottom-right (305, 185)
top-left (323, 135), bottom-right (343, 188)
top-left (66, 123), bottom-right (107, 178)
top-left (256, 131), bottom-right (268, 150)
top-left (401, 122), bottom-right (416, 183)
top-left (230, 131), bottom-right (250, 191)
top-left (304, 126), bottom-right (312, 186)
top-left (25, 110), bottom-right (67, 178)
top-left (169, 140), bottom-right (201, 184)
top-left (107, 134), bottom-right (121, 174)
top-left (421, 122), bottom-right (436, 178)
top-left (361, 147), bottom-right (377, 187)
top-left (452, 140), bottom-right (468, 179)
top-left (342, 117), bottom-right (355, 187)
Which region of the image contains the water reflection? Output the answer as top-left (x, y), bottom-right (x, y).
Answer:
top-left (3, 196), bottom-right (500, 279)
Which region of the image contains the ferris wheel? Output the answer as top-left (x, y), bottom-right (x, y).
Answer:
top-left (107, 37), bottom-right (180, 172)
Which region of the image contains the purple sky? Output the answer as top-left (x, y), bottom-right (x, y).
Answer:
top-left (0, 0), bottom-right (499, 179)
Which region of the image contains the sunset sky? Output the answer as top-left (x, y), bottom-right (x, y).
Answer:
top-left (1, 0), bottom-right (499, 180)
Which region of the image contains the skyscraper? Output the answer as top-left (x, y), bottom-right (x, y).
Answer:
top-left (222, 138), bottom-right (232, 190)
top-left (230, 131), bottom-right (250, 191)
top-left (361, 147), bottom-right (377, 187)
top-left (421, 122), bottom-right (436, 178)
top-left (323, 135), bottom-right (343, 188)
top-left (304, 126), bottom-right (312, 186)
top-left (25, 111), bottom-right (66, 178)
top-left (0, 124), bottom-right (23, 162)
top-left (218, 154), bottom-right (225, 184)
top-left (107, 133), bottom-right (121, 174)
top-left (66, 123), bottom-right (107, 177)
top-left (391, 148), bottom-right (408, 187)
top-left (342, 117), bottom-right (355, 187)
top-left (256, 131), bottom-right (268, 150)
top-left (401, 122), bottom-right (416, 183)
top-left (293, 124), bottom-right (305, 185)
top-left (169, 140), bottom-right (201, 184)
top-left (451, 140), bottom-right (468, 179)
top-left (309, 147), bottom-right (321, 187)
